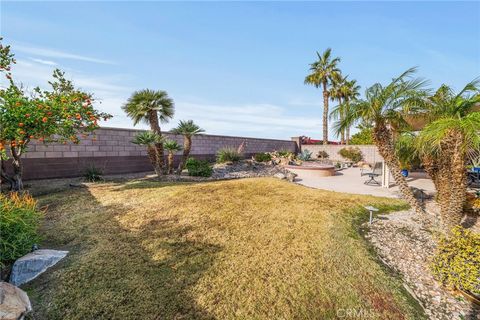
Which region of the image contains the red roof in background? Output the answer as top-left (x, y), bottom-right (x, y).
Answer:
top-left (300, 136), bottom-right (340, 145)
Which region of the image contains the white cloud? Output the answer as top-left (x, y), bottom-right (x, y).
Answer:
top-left (14, 44), bottom-right (114, 65)
top-left (29, 57), bottom-right (58, 66)
top-left (2, 54), bottom-right (328, 140)
top-left (160, 101), bottom-right (323, 139)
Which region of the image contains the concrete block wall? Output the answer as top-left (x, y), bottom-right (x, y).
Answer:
top-left (300, 144), bottom-right (383, 164)
top-left (16, 127), bottom-right (295, 180)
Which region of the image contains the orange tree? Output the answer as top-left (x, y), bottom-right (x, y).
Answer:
top-left (0, 39), bottom-right (111, 190)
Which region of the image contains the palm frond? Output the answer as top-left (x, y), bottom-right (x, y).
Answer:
top-left (131, 131), bottom-right (163, 146)
top-left (171, 120), bottom-right (205, 136)
top-left (122, 89), bottom-right (175, 125)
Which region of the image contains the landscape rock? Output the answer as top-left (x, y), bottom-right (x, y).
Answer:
top-left (273, 172), bottom-right (286, 180)
top-left (285, 171), bottom-right (297, 182)
top-left (9, 249), bottom-right (68, 286)
top-left (0, 282), bottom-right (32, 320)
top-left (366, 209), bottom-right (479, 320)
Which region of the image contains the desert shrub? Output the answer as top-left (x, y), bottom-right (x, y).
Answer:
top-left (338, 147), bottom-right (363, 163)
top-left (269, 150), bottom-right (296, 165)
top-left (83, 165), bottom-right (103, 182)
top-left (0, 193), bottom-right (42, 267)
top-left (277, 150), bottom-right (293, 157)
top-left (317, 150), bottom-right (329, 159)
top-left (254, 152), bottom-right (271, 162)
top-left (431, 226), bottom-right (480, 295)
top-left (185, 158), bottom-right (213, 177)
top-left (216, 147), bottom-right (242, 163)
top-left (298, 149), bottom-right (312, 161)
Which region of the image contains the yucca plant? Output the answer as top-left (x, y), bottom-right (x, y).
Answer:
top-left (132, 131), bottom-right (164, 177)
top-left (216, 147), bottom-right (241, 163)
top-left (163, 140), bottom-right (182, 174)
top-left (171, 120), bottom-right (204, 173)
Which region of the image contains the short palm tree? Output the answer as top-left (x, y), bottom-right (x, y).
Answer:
top-left (335, 67), bottom-right (428, 215)
top-left (171, 120), bottom-right (205, 173)
top-left (163, 140), bottom-right (183, 174)
top-left (305, 48), bottom-right (341, 145)
top-left (416, 80), bottom-right (480, 229)
top-left (132, 131), bottom-right (163, 176)
top-left (122, 89), bottom-right (174, 173)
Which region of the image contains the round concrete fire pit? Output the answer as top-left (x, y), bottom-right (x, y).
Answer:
top-left (285, 163), bottom-right (335, 177)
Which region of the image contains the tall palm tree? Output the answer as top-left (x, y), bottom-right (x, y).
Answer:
top-left (132, 131), bottom-right (163, 176)
top-left (343, 79), bottom-right (361, 144)
top-left (330, 77), bottom-right (361, 145)
top-left (163, 140), bottom-right (182, 174)
top-left (171, 120), bottom-right (205, 173)
top-left (305, 48), bottom-right (341, 144)
top-left (335, 67), bottom-right (428, 215)
top-left (122, 90), bottom-right (174, 173)
top-left (415, 80), bottom-right (480, 230)
top-left (330, 73), bottom-right (347, 144)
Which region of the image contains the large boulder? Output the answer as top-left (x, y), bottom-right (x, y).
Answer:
top-left (9, 249), bottom-right (68, 286)
top-left (0, 282), bottom-right (31, 320)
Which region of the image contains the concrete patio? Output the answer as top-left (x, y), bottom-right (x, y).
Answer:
top-left (293, 167), bottom-right (436, 198)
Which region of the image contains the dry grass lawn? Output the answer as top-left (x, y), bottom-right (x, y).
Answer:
top-left (25, 178), bottom-right (425, 319)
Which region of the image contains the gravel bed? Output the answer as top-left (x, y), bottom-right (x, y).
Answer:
top-left (365, 209), bottom-right (479, 320)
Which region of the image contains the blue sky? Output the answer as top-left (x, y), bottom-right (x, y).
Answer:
top-left (1, 1), bottom-right (479, 139)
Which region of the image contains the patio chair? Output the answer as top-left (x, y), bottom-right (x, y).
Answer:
top-left (364, 162), bottom-right (383, 186)
top-left (468, 171), bottom-right (480, 188)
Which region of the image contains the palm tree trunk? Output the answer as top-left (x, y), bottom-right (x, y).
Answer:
top-left (177, 136), bottom-right (191, 174)
top-left (339, 97), bottom-right (345, 145)
top-left (373, 124), bottom-right (424, 215)
top-left (438, 131), bottom-right (466, 230)
top-left (148, 111), bottom-right (165, 173)
top-left (147, 146), bottom-right (162, 177)
top-left (345, 98), bottom-right (350, 145)
top-left (322, 82), bottom-right (329, 145)
top-left (167, 152), bottom-right (174, 174)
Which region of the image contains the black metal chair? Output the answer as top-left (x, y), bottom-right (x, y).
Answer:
top-left (468, 171), bottom-right (480, 188)
top-left (364, 162), bottom-right (383, 186)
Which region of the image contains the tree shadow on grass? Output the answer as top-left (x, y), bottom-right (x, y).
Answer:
top-left (25, 187), bottom-right (221, 320)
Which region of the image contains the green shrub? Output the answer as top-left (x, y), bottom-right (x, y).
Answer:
top-left (298, 149), bottom-right (312, 161)
top-left (0, 193), bottom-right (42, 267)
top-left (186, 158), bottom-right (213, 177)
top-left (216, 147), bottom-right (242, 163)
top-left (83, 165), bottom-right (103, 182)
top-left (277, 150), bottom-right (293, 157)
top-left (317, 150), bottom-right (329, 159)
top-left (338, 147), bottom-right (363, 163)
top-left (254, 152), bottom-right (271, 162)
top-left (431, 226), bottom-right (480, 295)
top-left (350, 127), bottom-right (374, 145)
